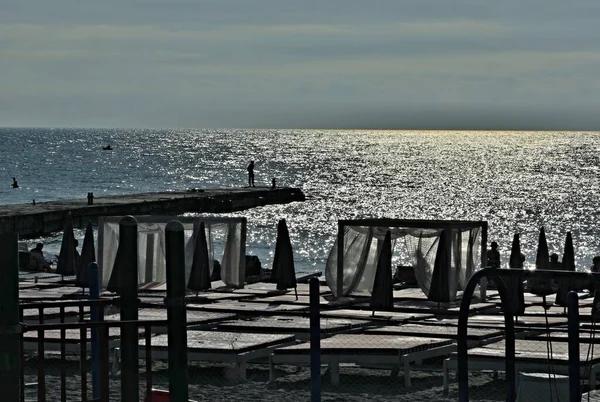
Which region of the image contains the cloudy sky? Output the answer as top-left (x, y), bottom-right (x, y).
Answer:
top-left (1, 1), bottom-right (599, 129)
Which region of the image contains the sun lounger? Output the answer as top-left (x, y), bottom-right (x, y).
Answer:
top-left (419, 314), bottom-right (568, 329)
top-left (187, 301), bottom-right (308, 315)
top-left (103, 308), bottom-right (235, 333)
top-left (365, 323), bottom-right (504, 347)
top-left (269, 334), bottom-right (455, 386)
top-left (21, 305), bottom-right (90, 324)
top-left (139, 330), bottom-right (296, 381)
top-left (320, 309), bottom-right (433, 323)
top-left (442, 339), bottom-right (600, 392)
top-left (216, 315), bottom-right (368, 341)
top-left (22, 327), bottom-right (123, 354)
top-left (351, 300), bottom-right (497, 316)
top-left (249, 294), bottom-right (363, 308)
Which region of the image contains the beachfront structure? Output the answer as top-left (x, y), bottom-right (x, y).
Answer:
top-left (325, 219), bottom-right (488, 299)
top-left (97, 215), bottom-right (247, 289)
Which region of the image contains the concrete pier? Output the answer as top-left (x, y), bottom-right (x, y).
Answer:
top-left (0, 187), bottom-right (305, 238)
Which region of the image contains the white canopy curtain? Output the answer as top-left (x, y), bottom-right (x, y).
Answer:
top-left (325, 221), bottom-right (483, 299)
top-left (98, 216), bottom-right (246, 289)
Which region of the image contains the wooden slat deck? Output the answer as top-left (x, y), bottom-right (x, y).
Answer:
top-left (460, 339), bottom-right (600, 362)
top-left (351, 300), bottom-right (497, 315)
top-left (523, 330), bottom-right (600, 343)
top-left (141, 331), bottom-right (295, 354)
top-left (216, 315), bottom-right (368, 339)
top-left (103, 308), bottom-right (235, 327)
top-left (365, 323), bottom-right (504, 343)
top-left (244, 282), bottom-right (331, 296)
top-left (187, 301), bottom-right (308, 314)
top-left (273, 334), bottom-right (453, 355)
top-left (23, 327), bottom-right (125, 341)
top-left (320, 309), bottom-right (432, 323)
top-left (420, 314), bottom-right (568, 328)
top-left (248, 294), bottom-right (363, 308)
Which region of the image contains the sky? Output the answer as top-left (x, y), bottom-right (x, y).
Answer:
top-left (1, 1), bottom-right (600, 130)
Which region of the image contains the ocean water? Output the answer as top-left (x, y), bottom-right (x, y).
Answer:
top-left (1, 128), bottom-right (599, 272)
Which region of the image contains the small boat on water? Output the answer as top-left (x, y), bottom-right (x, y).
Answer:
top-left (102, 145), bottom-right (113, 151)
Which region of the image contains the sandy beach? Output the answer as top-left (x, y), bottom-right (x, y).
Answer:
top-left (23, 354), bottom-right (508, 402)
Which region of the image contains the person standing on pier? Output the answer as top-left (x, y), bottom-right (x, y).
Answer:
top-left (11, 177), bottom-right (19, 189)
top-left (247, 161), bottom-right (255, 187)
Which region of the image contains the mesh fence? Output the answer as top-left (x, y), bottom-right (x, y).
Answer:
top-left (18, 278), bottom-right (600, 402)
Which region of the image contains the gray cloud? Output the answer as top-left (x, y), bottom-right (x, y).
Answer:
top-left (1, 0), bottom-right (599, 128)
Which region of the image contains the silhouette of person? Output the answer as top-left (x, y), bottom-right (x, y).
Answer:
top-left (12, 177), bottom-right (18, 189)
top-left (28, 242), bottom-right (51, 272)
top-left (592, 256), bottom-right (600, 273)
top-left (247, 161), bottom-right (255, 187)
top-left (487, 241), bottom-right (500, 268)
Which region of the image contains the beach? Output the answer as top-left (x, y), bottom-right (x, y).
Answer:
top-left (23, 355), bottom-right (506, 402)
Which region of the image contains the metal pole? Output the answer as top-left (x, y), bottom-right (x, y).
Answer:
top-left (309, 277), bottom-right (321, 402)
top-left (118, 216), bottom-right (139, 402)
top-left (89, 262), bottom-right (101, 400)
top-left (165, 221), bottom-right (189, 402)
top-left (567, 291), bottom-right (581, 402)
top-left (336, 222), bottom-right (344, 299)
top-left (0, 233), bottom-right (21, 401)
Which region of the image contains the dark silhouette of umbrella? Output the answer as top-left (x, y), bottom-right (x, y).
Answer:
top-left (370, 230), bottom-right (393, 311)
top-left (536, 227), bottom-right (550, 271)
top-left (56, 216), bottom-right (77, 277)
top-left (502, 233), bottom-right (525, 316)
top-left (76, 221), bottom-right (96, 289)
top-left (555, 231), bottom-right (575, 306)
top-left (187, 222), bottom-right (211, 294)
top-left (509, 234), bottom-right (523, 269)
top-left (428, 230), bottom-right (451, 303)
top-left (107, 243), bottom-right (123, 294)
top-left (529, 226), bottom-right (553, 299)
top-left (271, 219), bottom-right (297, 298)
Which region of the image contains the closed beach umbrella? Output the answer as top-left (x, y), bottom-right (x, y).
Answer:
top-left (509, 233), bottom-right (523, 269)
top-left (502, 233), bottom-right (525, 316)
top-left (76, 221), bottom-right (96, 288)
top-left (370, 231), bottom-right (394, 311)
top-left (529, 226), bottom-right (553, 297)
top-left (56, 216), bottom-right (77, 277)
top-left (187, 222), bottom-right (211, 293)
top-left (428, 230), bottom-right (451, 303)
top-left (555, 231), bottom-right (575, 306)
top-left (536, 227), bottom-right (550, 271)
top-left (271, 219), bottom-right (297, 296)
top-left (107, 243), bottom-right (123, 293)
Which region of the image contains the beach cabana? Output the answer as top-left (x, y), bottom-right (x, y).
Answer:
top-left (98, 216), bottom-right (247, 290)
top-left (325, 219), bottom-right (488, 300)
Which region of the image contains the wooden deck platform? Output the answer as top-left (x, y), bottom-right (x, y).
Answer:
top-left (0, 187), bottom-right (305, 237)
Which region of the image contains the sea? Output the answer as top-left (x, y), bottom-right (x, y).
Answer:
top-left (1, 128), bottom-right (599, 273)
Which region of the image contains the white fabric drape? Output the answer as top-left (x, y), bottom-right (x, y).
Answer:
top-left (100, 219), bottom-right (244, 289)
top-left (325, 225), bottom-right (482, 299)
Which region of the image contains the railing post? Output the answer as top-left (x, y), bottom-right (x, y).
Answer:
top-left (567, 291), bottom-right (581, 402)
top-left (165, 221), bottom-right (188, 402)
top-left (310, 277), bottom-right (321, 402)
top-left (0, 233), bottom-right (21, 402)
top-left (118, 216), bottom-right (139, 402)
top-left (89, 262), bottom-right (101, 400)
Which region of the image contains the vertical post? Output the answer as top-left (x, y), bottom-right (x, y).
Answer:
top-left (119, 216), bottom-right (139, 402)
top-left (165, 221), bottom-right (188, 402)
top-left (336, 222), bottom-right (344, 299)
top-left (89, 262), bottom-right (101, 400)
top-left (479, 221), bottom-right (488, 300)
top-left (309, 277), bottom-right (321, 402)
top-left (0, 233), bottom-right (21, 402)
top-left (567, 291), bottom-right (581, 402)
top-left (239, 218), bottom-right (247, 288)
